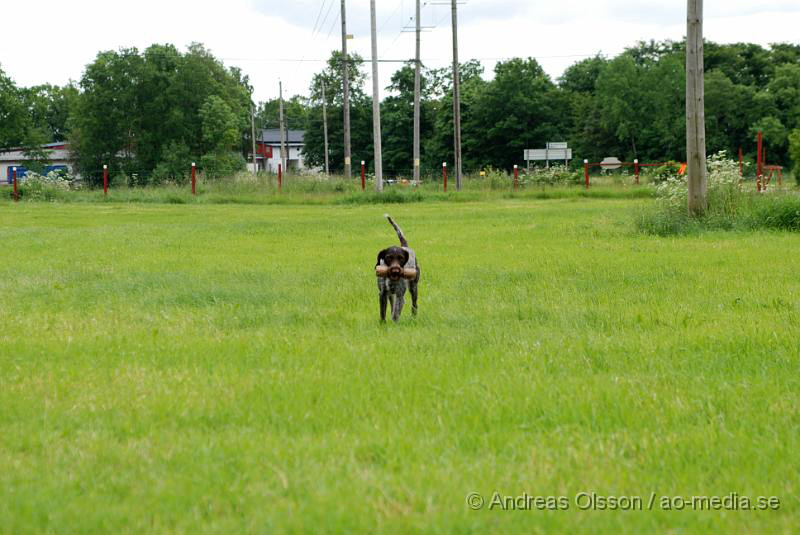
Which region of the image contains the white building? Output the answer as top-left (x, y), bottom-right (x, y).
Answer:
top-left (0, 142), bottom-right (74, 184)
top-left (255, 129), bottom-right (310, 173)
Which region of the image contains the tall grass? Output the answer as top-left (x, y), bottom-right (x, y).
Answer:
top-left (3, 169), bottom-right (656, 206)
top-left (636, 153), bottom-right (800, 235)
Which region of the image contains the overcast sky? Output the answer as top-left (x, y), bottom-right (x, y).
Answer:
top-left (2, 1), bottom-right (799, 104)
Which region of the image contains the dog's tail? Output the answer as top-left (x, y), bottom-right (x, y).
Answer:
top-left (385, 214), bottom-right (409, 247)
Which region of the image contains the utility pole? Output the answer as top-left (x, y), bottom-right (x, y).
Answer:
top-left (250, 104), bottom-right (258, 175)
top-left (279, 81), bottom-right (287, 173)
top-left (341, 0), bottom-right (352, 178)
top-left (451, 0), bottom-right (463, 190)
top-left (413, 0), bottom-right (422, 185)
top-left (321, 79), bottom-right (330, 177)
top-left (686, 0), bottom-right (707, 215)
top-left (370, 0), bottom-right (383, 191)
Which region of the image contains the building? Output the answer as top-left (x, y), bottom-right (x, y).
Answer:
top-left (0, 142), bottom-right (73, 183)
top-left (255, 129), bottom-right (310, 173)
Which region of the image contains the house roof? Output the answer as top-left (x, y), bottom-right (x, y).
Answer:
top-left (0, 142), bottom-right (71, 162)
top-left (259, 129), bottom-right (304, 144)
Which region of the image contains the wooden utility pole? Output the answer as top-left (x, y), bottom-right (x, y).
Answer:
top-left (370, 0), bottom-right (383, 191)
top-left (686, 0), bottom-right (707, 215)
top-left (279, 81), bottom-right (288, 173)
top-left (321, 79), bottom-right (330, 177)
top-left (451, 0), bottom-right (463, 190)
top-left (413, 0), bottom-right (422, 185)
top-left (250, 105), bottom-right (258, 175)
top-left (341, 0), bottom-right (352, 178)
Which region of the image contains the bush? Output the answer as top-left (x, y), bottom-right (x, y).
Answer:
top-left (200, 152), bottom-right (246, 179)
top-left (15, 170), bottom-right (75, 201)
top-left (152, 141), bottom-right (194, 185)
top-left (637, 151), bottom-right (800, 236)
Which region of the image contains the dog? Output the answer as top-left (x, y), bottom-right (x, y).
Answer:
top-left (376, 215), bottom-right (420, 322)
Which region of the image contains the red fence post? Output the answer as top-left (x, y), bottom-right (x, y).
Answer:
top-left (278, 163), bottom-right (283, 191)
top-left (634, 159), bottom-right (640, 185)
top-left (191, 162), bottom-right (197, 195)
top-left (757, 130), bottom-right (763, 192)
top-left (12, 167), bottom-right (18, 202)
top-left (103, 164), bottom-right (108, 195)
top-left (443, 162), bottom-right (448, 193)
top-left (584, 159), bottom-right (590, 189)
top-left (361, 160), bottom-right (366, 191)
top-left (513, 165), bottom-right (519, 191)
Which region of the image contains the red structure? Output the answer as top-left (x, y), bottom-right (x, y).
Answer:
top-left (513, 165), bottom-right (519, 191)
top-left (191, 163), bottom-right (197, 195)
top-left (103, 165), bottom-right (109, 195)
top-left (278, 163), bottom-right (283, 191)
top-left (361, 161), bottom-right (366, 191)
top-left (13, 167), bottom-right (18, 202)
top-left (443, 162), bottom-right (448, 193)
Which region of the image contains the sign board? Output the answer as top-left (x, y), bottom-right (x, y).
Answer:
top-left (524, 149), bottom-right (573, 161)
top-left (546, 142), bottom-right (568, 150)
top-left (600, 157), bottom-right (622, 170)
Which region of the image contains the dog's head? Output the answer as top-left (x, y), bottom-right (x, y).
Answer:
top-left (377, 246), bottom-right (410, 281)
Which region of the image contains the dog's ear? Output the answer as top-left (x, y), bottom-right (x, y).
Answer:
top-left (376, 249), bottom-right (388, 266)
top-left (401, 249), bottom-right (410, 266)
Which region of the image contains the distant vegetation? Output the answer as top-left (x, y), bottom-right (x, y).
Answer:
top-left (2, 40), bottom-right (800, 183)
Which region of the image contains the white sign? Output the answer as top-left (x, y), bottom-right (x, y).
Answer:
top-left (524, 149), bottom-right (573, 161)
top-left (547, 142), bottom-right (568, 150)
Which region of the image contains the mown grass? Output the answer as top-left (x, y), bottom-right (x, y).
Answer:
top-left (0, 198), bottom-right (798, 534)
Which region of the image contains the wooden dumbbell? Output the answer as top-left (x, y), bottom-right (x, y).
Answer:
top-left (375, 266), bottom-right (417, 280)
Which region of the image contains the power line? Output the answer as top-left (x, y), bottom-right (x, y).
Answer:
top-left (317, 0), bottom-right (338, 38)
top-left (311, 0), bottom-right (332, 36)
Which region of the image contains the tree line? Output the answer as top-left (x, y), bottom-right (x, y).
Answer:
top-left (1, 39), bottom-right (799, 183)
top-left (299, 40), bottom-right (800, 176)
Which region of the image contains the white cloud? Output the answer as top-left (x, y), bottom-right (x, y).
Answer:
top-left (0, 0), bottom-right (798, 104)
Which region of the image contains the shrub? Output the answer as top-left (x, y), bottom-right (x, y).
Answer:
top-left (200, 152), bottom-right (246, 179)
top-left (16, 170), bottom-right (74, 201)
top-left (636, 151), bottom-right (800, 236)
top-left (152, 141), bottom-right (194, 185)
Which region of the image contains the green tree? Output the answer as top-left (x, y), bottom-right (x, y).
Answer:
top-left (789, 129), bottom-right (800, 181)
top-left (70, 43), bottom-right (252, 184)
top-left (0, 64), bottom-right (38, 149)
top-left (463, 58), bottom-right (565, 171)
top-left (304, 51), bottom-right (372, 173)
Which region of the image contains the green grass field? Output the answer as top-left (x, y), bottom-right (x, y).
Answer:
top-left (1, 195), bottom-right (798, 533)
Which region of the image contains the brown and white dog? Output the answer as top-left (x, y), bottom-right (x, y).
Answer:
top-left (376, 215), bottom-right (420, 322)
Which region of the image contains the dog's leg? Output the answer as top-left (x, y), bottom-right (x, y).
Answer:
top-left (392, 290), bottom-right (406, 322)
top-left (409, 281), bottom-right (418, 317)
top-left (379, 290), bottom-right (389, 322)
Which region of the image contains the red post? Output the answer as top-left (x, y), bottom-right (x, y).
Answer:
top-left (12, 167), bottom-right (18, 202)
top-left (278, 163), bottom-right (283, 191)
top-left (757, 130), bottom-right (763, 192)
top-left (361, 160), bottom-right (366, 191)
top-left (103, 165), bottom-right (108, 195)
top-left (513, 165), bottom-right (519, 191)
top-left (634, 159), bottom-right (640, 185)
top-left (738, 147), bottom-right (743, 177)
top-left (191, 162), bottom-right (196, 195)
top-left (584, 159), bottom-right (590, 189)
top-left (443, 162), bottom-right (448, 193)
